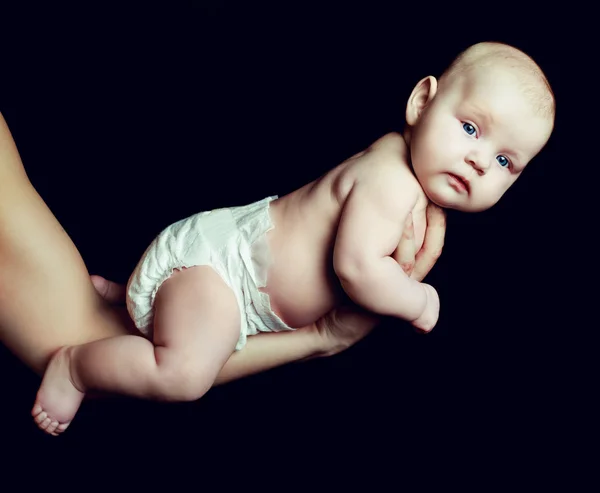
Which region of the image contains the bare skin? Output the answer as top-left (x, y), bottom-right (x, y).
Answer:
top-left (31, 40), bottom-right (556, 434)
top-left (0, 109), bottom-right (446, 436)
top-left (30, 132), bottom-right (444, 435)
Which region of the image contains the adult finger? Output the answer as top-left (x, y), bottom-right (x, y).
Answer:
top-left (411, 203), bottom-right (446, 282)
top-left (90, 274), bottom-right (127, 305)
top-left (393, 213), bottom-right (416, 276)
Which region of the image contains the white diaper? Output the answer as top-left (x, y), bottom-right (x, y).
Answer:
top-left (125, 196), bottom-right (295, 351)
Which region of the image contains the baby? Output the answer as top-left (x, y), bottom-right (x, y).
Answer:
top-left (32, 41), bottom-right (555, 435)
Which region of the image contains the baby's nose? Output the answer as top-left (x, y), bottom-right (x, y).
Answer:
top-left (465, 154), bottom-right (489, 174)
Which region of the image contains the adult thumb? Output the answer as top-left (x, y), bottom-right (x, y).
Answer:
top-left (90, 274), bottom-right (127, 305)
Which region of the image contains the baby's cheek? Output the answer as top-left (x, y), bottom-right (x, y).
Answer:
top-left (471, 186), bottom-right (502, 212)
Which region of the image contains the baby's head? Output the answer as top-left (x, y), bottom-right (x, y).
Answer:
top-left (403, 42), bottom-right (555, 212)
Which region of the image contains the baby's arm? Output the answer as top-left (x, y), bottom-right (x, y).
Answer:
top-left (333, 164), bottom-right (438, 329)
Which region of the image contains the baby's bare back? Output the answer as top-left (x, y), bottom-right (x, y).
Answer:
top-left (264, 133), bottom-right (429, 329)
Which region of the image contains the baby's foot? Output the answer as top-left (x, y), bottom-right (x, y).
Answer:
top-left (31, 346), bottom-right (84, 436)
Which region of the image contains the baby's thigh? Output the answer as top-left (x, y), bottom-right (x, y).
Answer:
top-left (152, 265), bottom-right (241, 378)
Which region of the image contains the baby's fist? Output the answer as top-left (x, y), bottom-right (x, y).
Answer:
top-left (412, 283), bottom-right (439, 333)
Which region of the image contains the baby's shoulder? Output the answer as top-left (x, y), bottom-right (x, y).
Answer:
top-left (338, 133), bottom-right (417, 192)
top-left (368, 131), bottom-right (410, 158)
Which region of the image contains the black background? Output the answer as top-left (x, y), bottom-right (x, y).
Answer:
top-left (0, 1), bottom-right (581, 485)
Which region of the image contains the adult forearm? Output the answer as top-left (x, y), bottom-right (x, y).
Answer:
top-left (213, 327), bottom-right (326, 386)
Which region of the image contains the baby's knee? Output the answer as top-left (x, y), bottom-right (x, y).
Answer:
top-left (157, 359), bottom-right (216, 402)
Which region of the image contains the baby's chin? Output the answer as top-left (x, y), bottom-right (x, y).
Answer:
top-left (428, 194), bottom-right (491, 213)
top-left (421, 184), bottom-right (469, 211)
top-left (420, 176), bottom-right (498, 213)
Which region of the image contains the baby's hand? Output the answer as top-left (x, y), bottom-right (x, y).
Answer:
top-left (411, 283), bottom-right (439, 332)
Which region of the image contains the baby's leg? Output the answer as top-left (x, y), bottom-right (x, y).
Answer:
top-left (32, 265), bottom-right (242, 435)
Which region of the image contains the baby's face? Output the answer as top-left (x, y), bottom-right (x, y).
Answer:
top-left (409, 68), bottom-right (553, 212)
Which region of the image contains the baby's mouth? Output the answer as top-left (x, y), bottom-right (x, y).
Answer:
top-left (447, 173), bottom-right (469, 193)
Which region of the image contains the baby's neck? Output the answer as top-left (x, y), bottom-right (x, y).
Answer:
top-left (401, 128), bottom-right (418, 179)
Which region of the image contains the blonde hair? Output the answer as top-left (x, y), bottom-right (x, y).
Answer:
top-left (439, 42), bottom-right (555, 122)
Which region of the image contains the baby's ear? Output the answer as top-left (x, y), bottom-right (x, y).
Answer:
top-left (405, 76), bottom-right (438, 126)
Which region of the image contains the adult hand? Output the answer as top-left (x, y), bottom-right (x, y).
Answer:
top-left (91, 275), bottom-right (126, 304)
top-left (314, 201), bottom-right (447, 354)
top-left (90, 203), bottom-right (446, 356)
top-left (393, 201), bottom-right (446, 282)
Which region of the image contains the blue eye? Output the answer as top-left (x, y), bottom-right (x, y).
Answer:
top-left (463, 122), bottom-right (476, 136)
top-left (497, 155), bottom-right (510, 168)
